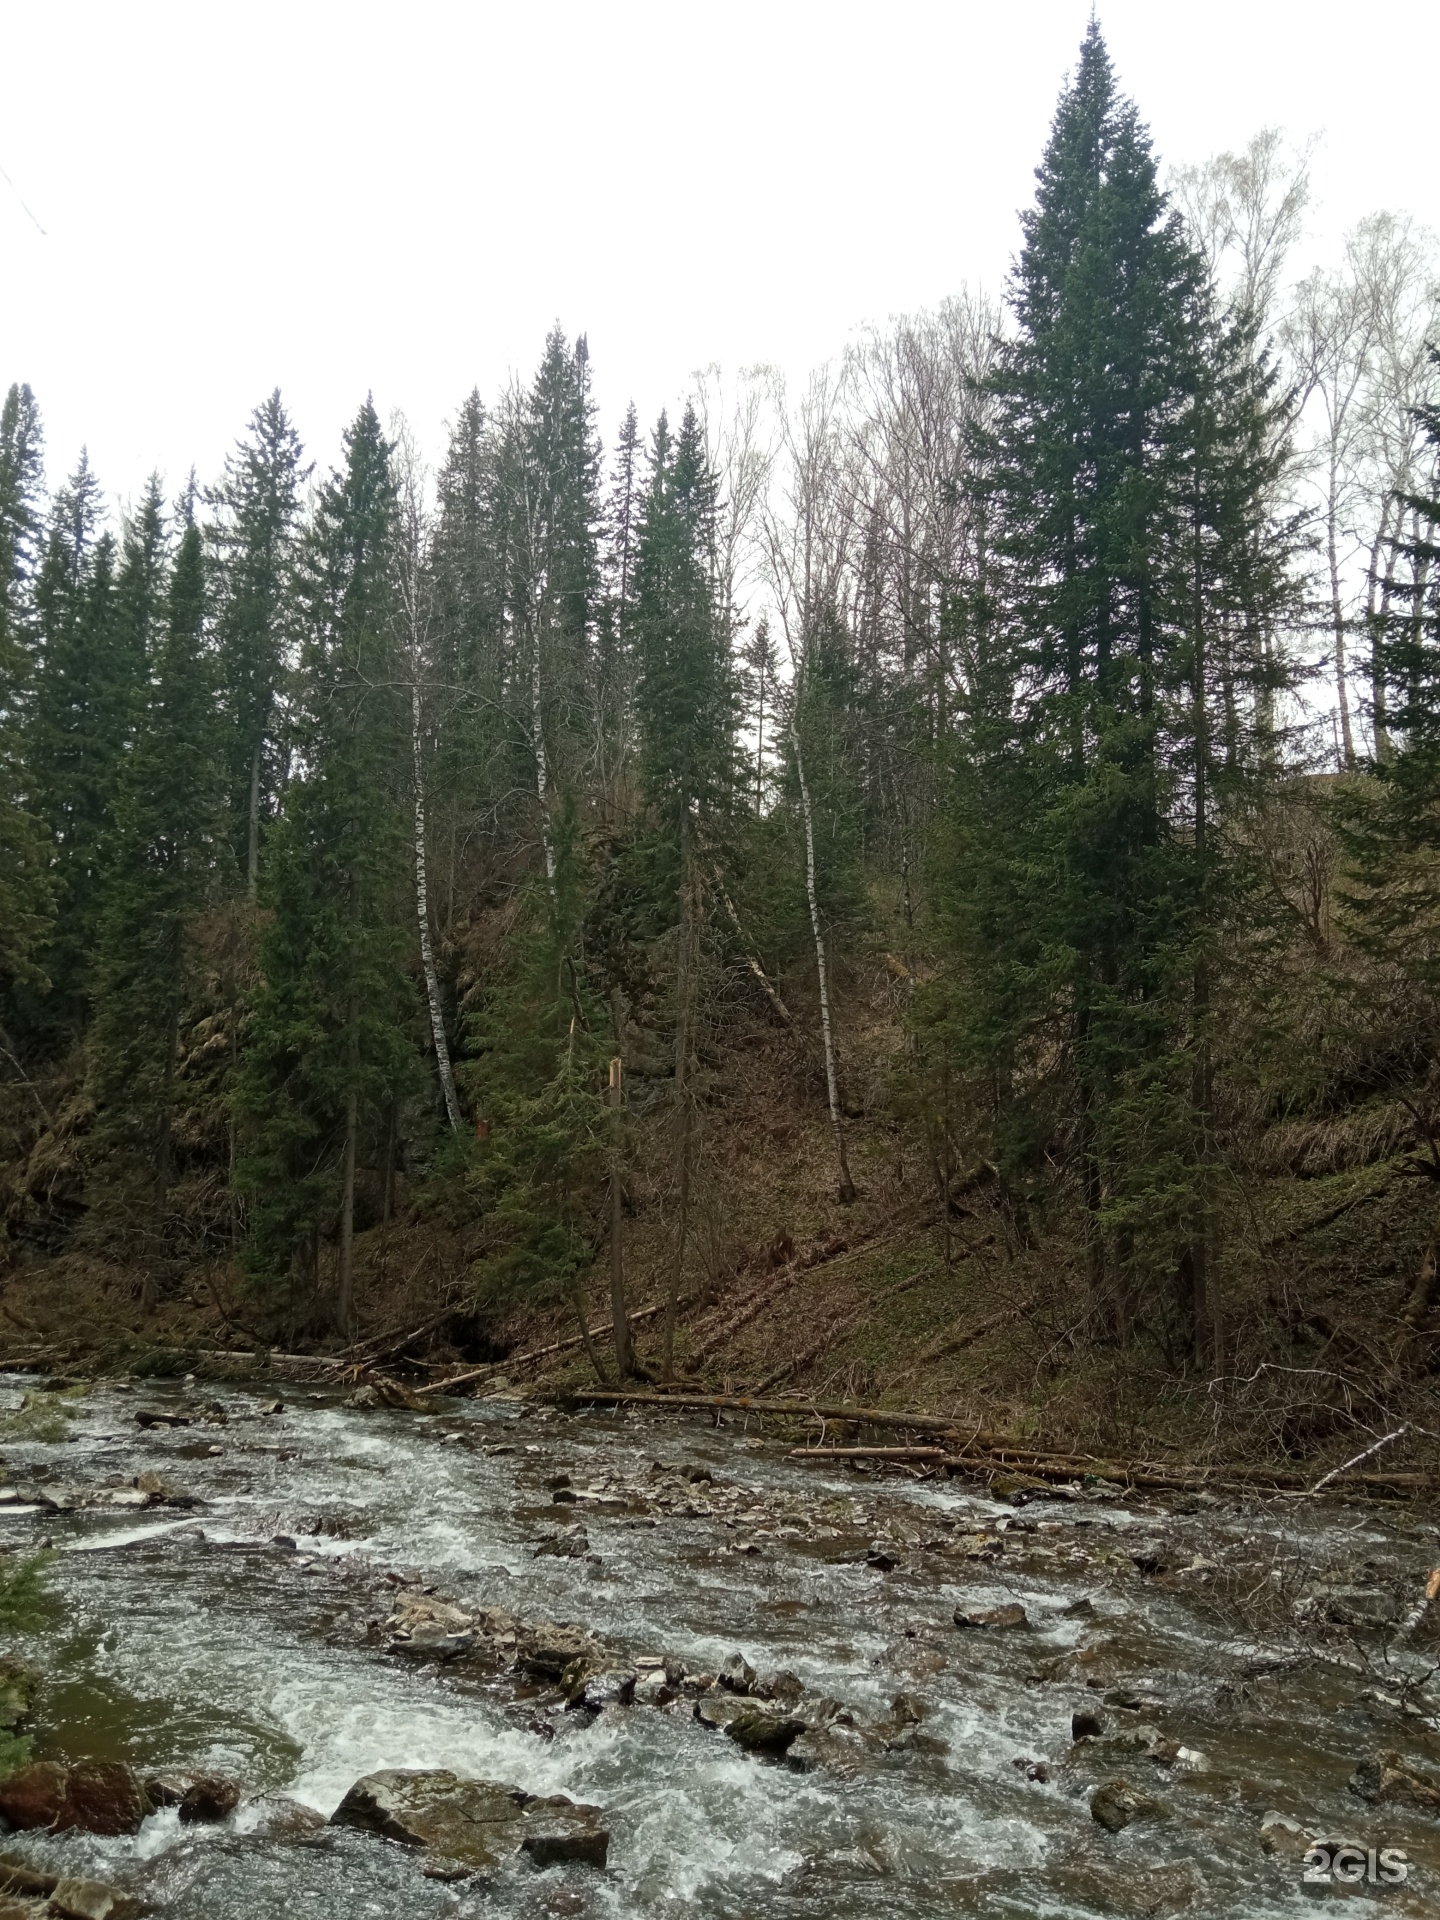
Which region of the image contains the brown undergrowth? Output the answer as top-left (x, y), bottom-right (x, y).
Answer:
top-left (3, 954), bottom-right (1439, 1480)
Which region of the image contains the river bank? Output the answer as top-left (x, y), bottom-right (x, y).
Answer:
top-left (0, 1372), bottom-right (1437, 1915)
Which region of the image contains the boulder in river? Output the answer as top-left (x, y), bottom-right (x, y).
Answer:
top-left (47, 1878), bottom-right (145, 1920)
top-left (719, 1653), bottom-right (756, 1695)
top-left (1090, 1777), bottom-right (1166, 1833)
top-left (694, 1692), bottom-right (748, 1732)
top-left (331, 1769), bottom-right (608, 1876)
top-left (0, 1762), bottom-right (151, 1836)
top-left (724, 1706), bottom-right (807, 1756)
top-left (567, 1667), bottom-right (636, 1711)
top-left (1349, 1749), bottom-right (1440, 1814)
top-left (1259, 1810), bottom-right (1311, 1860)
top-left (753, 1668), bottom-right (803, 1706)
top-left (518, 1621), bottom-right (603, 1679)
top-left (954, 1602), bottom-right (1028, 1631)
top-left (240, 1792), bottom-right (328, 1839)
top-left (145, 1768), bottom-right (241, 1823)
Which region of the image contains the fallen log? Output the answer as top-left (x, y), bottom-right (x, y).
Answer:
top-left (415, 1297), bottom-right (688, 1397)
top-left (554, 1385), bottom-right (1016, 1444)
top-left (558, 1389), bottom-right (1440, 1499)
top-left (789, 1446), bottom-right (949, 1462)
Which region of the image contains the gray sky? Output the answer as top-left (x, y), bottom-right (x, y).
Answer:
top-left (1, 0), bottom-right (1435, 508)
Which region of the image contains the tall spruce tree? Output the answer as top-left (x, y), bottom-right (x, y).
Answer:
top-left (29, 452), bottom-right (126, 1018)
top-left (92, 512), bottom-right (221, 1221)
top-left (0, 384), bottom-right (52, 1005)
top-left (945, 24), bottom-right (1287, 1354)
top-left (631, 402), bottom-right (736, 1371)
top-left (234, 400), bottom-right (417, 1332)
top-left (111, 475), bottom-right (170, 709)
top-left (210, 391), bottom-right (306, 900)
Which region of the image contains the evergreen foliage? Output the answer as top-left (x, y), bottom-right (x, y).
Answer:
top-left (209, 391), bottom-right (306, 899)
top-left (234, 401), bottom-right (417, 1327)
top-left (92, 511), bottom-right (222, 1199)
top-left (0, 384), bottom-right (52, 1000)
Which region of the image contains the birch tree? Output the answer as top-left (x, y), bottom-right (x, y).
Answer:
top-left (391, 417), bottom-right (462, 1132)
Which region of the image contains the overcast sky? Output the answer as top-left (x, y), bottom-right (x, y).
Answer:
top-left (1, 0), bottom-right (1435, 513)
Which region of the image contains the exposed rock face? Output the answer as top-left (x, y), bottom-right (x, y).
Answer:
top-left (0, 1762), bottom-right (151, 1836)
top-left (1090, 1777), bottom-right (1166, 1833)
top-left (330, 1769), bottom-right (608, 1876)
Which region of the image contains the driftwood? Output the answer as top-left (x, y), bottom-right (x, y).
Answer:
top-left (791, 1445), bottom-right (949, 1462)
top-left (558, 1388), bottom-right (1440, 1499)
top-left (414, 1297), bottom-right (685, 1398)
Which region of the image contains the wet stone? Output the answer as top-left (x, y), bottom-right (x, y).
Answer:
top-left (724, 1705), bottom-right (808, 1756)
top-left (1090, 1777), bottom-right (1167, 1833)
top-left (331, 1768), bottom-right (608, 1876)
top-left (0, 1762), bottom-right (151, 1836)
top-left (145, 1768), bottom-right (242, 1823)
top-left (1349, 1749), bottom-right (1440, 1813)
top-left (954, 1602), bottom-right (1028, 1631)
top-left (719, 1653), bottom-right (756, 1694)
top-left (48, 1879), bottom-right (145, 1920)
top-left (240, 1792), bottom-right (328, 1838)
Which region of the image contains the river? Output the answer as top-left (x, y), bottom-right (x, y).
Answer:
top-left (0, 1373), bottom-right (1436, 1917)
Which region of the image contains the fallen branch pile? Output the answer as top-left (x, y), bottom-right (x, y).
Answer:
top-left (554, 1387), bottom-right (1440, 1500)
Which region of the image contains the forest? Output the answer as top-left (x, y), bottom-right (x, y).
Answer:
top-left (2, 23), bottom-right (1439, 1458)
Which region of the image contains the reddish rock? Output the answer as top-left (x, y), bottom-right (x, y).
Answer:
top-left (0, 1761), bottom-right (151, 1835)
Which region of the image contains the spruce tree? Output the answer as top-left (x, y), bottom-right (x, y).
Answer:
top-left (948, 24), bottom-right (1289, 1352)
top-left (111, 476), bottom-right (170, 712)
top-left (632, 404), bottom-right (736, 840)
top-left (0, 384), bottom-right (52, 1003)
top-left (630, 403), bottom-right (737, 1369)
top-left (210, 391), bottom-right (305, 900)
top-left (92, 513), bottom-right (221, 1218)
top-left (234, 400), bottom-right (417, 1332)
top-left (29, 453), bottom-right (126, 1017)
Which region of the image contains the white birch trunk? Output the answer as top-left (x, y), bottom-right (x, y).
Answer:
top-left (412, 677), bottom-right (462, 1132)
top-left (792, 722), bottom-right (856, 1201)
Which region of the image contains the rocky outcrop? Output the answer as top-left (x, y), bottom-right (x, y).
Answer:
top-left (0, 1762), bottom-right (151, 1836)
top-left (330, 1769), bottom-right (608, 1877)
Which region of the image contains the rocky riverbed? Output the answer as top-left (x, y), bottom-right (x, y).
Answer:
top-left (0, 1372), bottom-right (1437, 1916)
